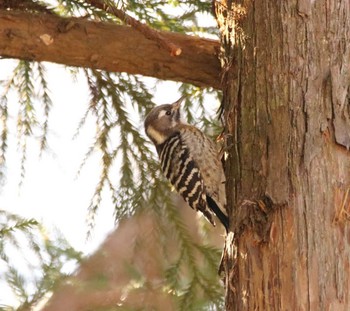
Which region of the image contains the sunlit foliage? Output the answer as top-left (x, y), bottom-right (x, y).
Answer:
top-left (0, 210), bottom-right (82, 310)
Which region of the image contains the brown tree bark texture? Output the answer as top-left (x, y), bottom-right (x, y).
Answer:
top-left (217, 0), bottom-right (350, 310)
top-left (0, 10), bottom-right (221, 89)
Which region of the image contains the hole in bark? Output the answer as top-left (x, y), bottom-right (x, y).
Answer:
top-left (234, 195), bottom-right (276, 242)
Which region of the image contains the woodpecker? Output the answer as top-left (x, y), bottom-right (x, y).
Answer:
top-left (144, 97), bottom-right (229, 231)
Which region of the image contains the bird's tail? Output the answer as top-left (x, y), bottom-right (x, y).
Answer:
top-left (206, 195), bottom-right (229, 232)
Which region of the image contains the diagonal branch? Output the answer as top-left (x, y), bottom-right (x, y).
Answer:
top-left (85, 0), bottom-right (182, 56)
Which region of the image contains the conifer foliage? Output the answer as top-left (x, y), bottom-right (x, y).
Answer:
top-left (0, 1), bottom-right (225, 310)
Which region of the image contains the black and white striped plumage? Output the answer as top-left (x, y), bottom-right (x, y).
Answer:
top-left (144, 97), bottom-right (228, 231)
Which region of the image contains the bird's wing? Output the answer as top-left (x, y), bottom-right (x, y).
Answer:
top-left (157, 132), bottom-right (216, 226)
top-left (179, 125), bottom-right (227, 213)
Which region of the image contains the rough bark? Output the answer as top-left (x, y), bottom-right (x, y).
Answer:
top-left (0, 10), bottom-right (221, 89)
top-left (216, 0), bottom-right (350, 310)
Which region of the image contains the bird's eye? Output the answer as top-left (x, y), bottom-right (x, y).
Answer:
top-left (165, 110), bottom-right (171, 116)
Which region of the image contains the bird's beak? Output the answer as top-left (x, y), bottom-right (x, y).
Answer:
top-left (172, 95), bottom-right (186, 110)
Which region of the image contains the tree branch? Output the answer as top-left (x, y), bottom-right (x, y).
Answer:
top-left (0, 10), bottom-right (221, 89)
top-left (84, 0), bottom-right (182, 56)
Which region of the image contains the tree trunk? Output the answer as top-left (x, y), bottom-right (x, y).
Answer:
top-left (215, 1), bottom-right (350, 310)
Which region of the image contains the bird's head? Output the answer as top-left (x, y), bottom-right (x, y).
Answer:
top-left (144, 96), bottom-right (185, 145)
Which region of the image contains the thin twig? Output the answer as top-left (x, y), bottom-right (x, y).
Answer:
top-left (85, 0), bottom-right (182, 56)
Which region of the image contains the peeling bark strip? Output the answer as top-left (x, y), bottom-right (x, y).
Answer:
top-left (215, 0), bottom-right (350, 310)
top-left (0, 10), bottom-right (221, 89)
top-left (330, 67), bottom-right (350, 149)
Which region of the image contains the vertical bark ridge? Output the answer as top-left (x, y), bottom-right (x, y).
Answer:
top-left (216, 0), bottom-right (350, 310)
